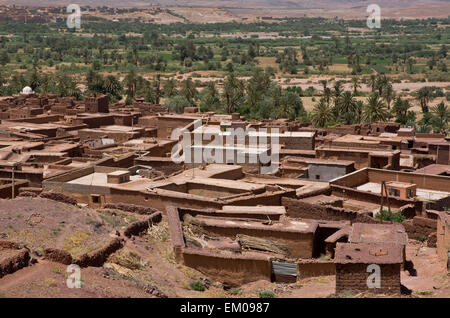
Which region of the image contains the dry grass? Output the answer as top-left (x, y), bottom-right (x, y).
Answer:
top-left (44, 278), bottom-right (57, 288)
top-left (107, 248), bottom-right (146, 270)
top-left (147, 221), bottom-right (170, 242)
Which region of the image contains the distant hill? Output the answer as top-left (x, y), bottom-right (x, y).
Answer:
top-left (1, 0), bottom-right (449, 9)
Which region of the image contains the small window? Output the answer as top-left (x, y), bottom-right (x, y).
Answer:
top-left (389, 189), bottom-right (400, 197)
top-left (315, 175), bottom-right (320, 180)
top-left (91, 195), bottom-right (100, 203)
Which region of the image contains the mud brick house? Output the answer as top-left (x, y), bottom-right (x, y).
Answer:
top-left (77, 125), bottom-right (145, 143)
top-left (330, 168), bottom-right (450, 215)
top-left (182, 214), bottom-right (318, 259)
top-left (348, 223), bottom-right (408, 266)
top-left (316, 147), bottom-right (400, 170)
top-left (335, 242), bottom-right (403, 295)
top-left (186, 144), bottom-right (272, 174)
top-left (139, 114), bottom-right (200, 139)
top-left (166, 205), bottom-right (348, 285)
top-left (326, 122), bottom-right (400, 136)
top-left (316, 134), bottom-right (402, 170)
top-left (190, 124), bottom-right (316, 151)
top-left (384, 181), bottom-right (417, 199)
top-left (280, 157), bottom-right (355, 181)
top-left (42, 164), bottom-right (301, 211)
top-left (133, 99), bottom-right (168, 116)
top-left (85, 94), bottom-right (109, 113)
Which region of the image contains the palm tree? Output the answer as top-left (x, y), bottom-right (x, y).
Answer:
top-left (332, 81), bottom-right (344, 115)
top-left (431, 101), bottom-right (450, 124)
top-left (351, 77), bottom-right (360, 95)
top-left (368, 75), bottom-right (377, 92)
top-left (279, 91), bottom-right (304, 120)
top-left (104, 75), bottom-right (122, 100)
top-left (311, 98), bottom-right (334, 128)
top-left (375, 75), bottom-right (388, 95)
top-left (354, 100), bottom-right (363, 124)
top-left (363, 93), bottom-right (389, 123)
top-left (339, 91), bottom-right (356, 113)
top-left (416, 87), bottom-right (434, 113)
top-left (323, 87), bottom-right (332, 105)
top-left (337, 92), bottom-right (357, 124)
top-left (163, 78), bottom-right (177, 98)
top-left (124, 69), bottom-right (137, 99)
top-left (431, 101), bottom-right (450, 133)
top-left (180, 78), bottom-right (198, 106)
top-left (222, 73), bottom-right (245, 114)
top-left (320, 79), bottom-right (328, 91)
top-left (382, 83), bottom-right (395, 109)
top-left (407, 57), bottom-right (415, 73)
top-left (392, 97), bottom-right (413, 124)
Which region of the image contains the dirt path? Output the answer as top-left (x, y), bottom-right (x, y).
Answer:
top-left (0, 261), bottom-right (50, 290)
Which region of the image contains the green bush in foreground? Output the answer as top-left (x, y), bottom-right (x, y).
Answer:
top-left (190, 281), bottom-right (206, 292)
top-left (259, 290), bottom-right (276, 298)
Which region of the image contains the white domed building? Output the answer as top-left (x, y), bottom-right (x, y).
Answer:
top-left (21, 86), bottom-right (34, 95)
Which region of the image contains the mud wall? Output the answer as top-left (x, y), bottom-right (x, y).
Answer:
top-left (367, 169), bottom-right (450, 192)
top-left (282, 197), bottom-right (377, 223)
top-left (0, 247), bottom-right (30, 278)
top-left (297, 260), bottom-right (335, 279)
top-left (123, 211), bottom-right (162, 237)
top-left (335, 263), bottom-right (401, 295)
top-left (166, 206), bottom-right (185, 262)
top-left (402, 216), bottom-right (437, 240)
top-left (330, 169), bottom-right (368, 188)
top-left (437, 215), bottom-right (450, 262)
top-left (74, 238), bottom-right (124, 267)
top-left (102, 203), bottom-right (159, 215)
top-left (331, 185), bottom-right (422, 212)
top-left (0, 179), bottom-right (28, 199)
top-left (198, 223), bottom-right (314, 259)
top-left (182, 248), bottom-right (272, 285)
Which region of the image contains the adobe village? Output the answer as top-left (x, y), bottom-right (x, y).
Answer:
top-left (0, 90), bottom-right (448, 298)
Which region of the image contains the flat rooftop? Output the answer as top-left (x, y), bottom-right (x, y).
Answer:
top-left (415, 164), bottom-right (450, 175)
top-left (194, 215), bottom-right (318, 234)
top-left (68, 172), bottom-right (142, 186)
top-left (220, 205), bottom-right (286, 216)
top-left (349, 223), bottom-right (408, 246)
top-left (386, 181), bottom-right (416, 188)
top-left (357, 182), bottom-right (450, 201)
top-left (335, 242), bottom-right (403, 264)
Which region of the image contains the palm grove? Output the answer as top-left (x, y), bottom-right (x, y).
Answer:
top-left (0, 18), bottom-right (448, 134)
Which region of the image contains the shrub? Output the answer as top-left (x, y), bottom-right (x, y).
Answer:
top-left (259, 290), bottom-right (275, 298)
top-left (230, 288), bottom-right (241, 295)
top-left (417, 235), bottom-right (427, 243)
top-left (165, 95), bottom-right (190, 114)
top-left (190, 281), bottom-right (205, 292)
top-left (377, 210), bottom-right (405, 223)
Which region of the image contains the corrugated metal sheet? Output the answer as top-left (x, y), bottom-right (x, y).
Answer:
top-left (272, 261), bottom-right (297, 277)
